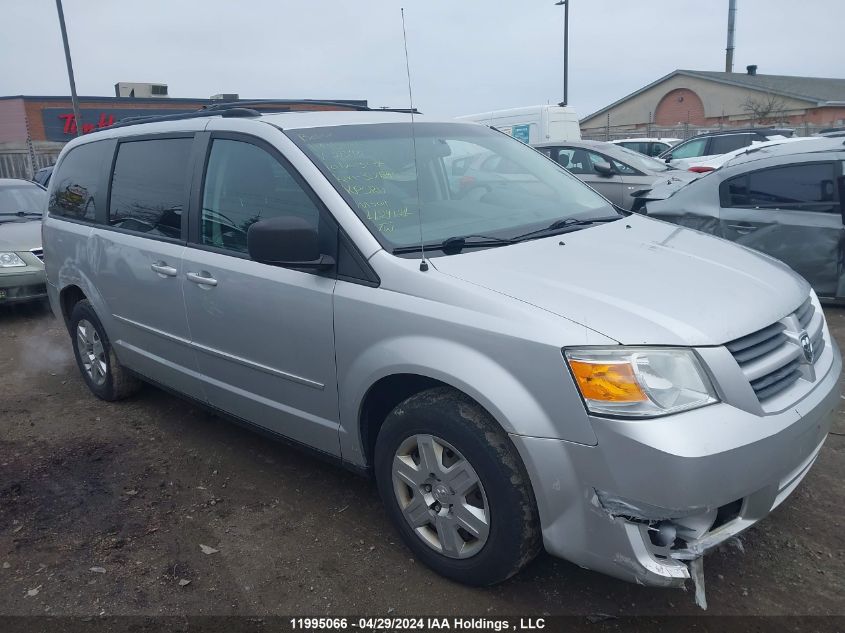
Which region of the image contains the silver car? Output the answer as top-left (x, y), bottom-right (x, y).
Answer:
top-left (640, 137), bottom-right (845, 300)
top-left (534, 140), bottom-right (698, 210)
top-left (43, 109), bottom-right (840, 594)
top-left (0, 179), bottom-right (47, 304)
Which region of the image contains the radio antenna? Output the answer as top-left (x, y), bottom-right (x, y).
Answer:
top-left (401, 7), bottom-right (428, 272)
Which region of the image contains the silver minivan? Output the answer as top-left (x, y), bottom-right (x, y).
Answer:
top-left (43, 108), bottom-right (840, 593)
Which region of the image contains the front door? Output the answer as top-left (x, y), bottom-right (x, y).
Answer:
top-left (552, 147), bottom-right (625, 206)
top-left (719, 160), bottom-right (844, 298)
top-left (181, 135), bottom-right (341, 455)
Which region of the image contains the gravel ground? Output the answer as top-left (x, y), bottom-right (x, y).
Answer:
top-left (0, 301), bottom-right (843, 620)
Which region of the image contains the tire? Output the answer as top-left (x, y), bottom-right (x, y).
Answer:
top-left (374, 386), bottom-right (541, 585)
top-left (69, 299), bottom-right (141, 401)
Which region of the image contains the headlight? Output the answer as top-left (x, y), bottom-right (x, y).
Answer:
top-left (0, 252), bottom-right (26, 268)
top-left (564, 347), bottom-right (718, 417)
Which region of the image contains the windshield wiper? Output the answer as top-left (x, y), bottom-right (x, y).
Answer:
top-left (512, 215), bottom-right (621, 242)
top-left (392, 234), bottom-right (515, 255)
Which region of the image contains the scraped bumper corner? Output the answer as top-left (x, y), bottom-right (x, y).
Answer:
top-left (510, 345), bottom-right (839, 588)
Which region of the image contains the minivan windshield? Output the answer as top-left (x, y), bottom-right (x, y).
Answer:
top-left (288, 122), bottom-right (618, 254)
top-left (0, 184), bottom-right (46, 222)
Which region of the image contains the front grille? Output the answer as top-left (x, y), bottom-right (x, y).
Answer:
top-left (29, 248), bottom-right (44, 262)
top-left (726, 295), bottom-right (825, 402)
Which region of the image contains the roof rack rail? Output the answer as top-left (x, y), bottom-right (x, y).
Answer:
top-left (107, 107), bottom-right (261, 130)
top-left (203, 99), bottom-right (421, 115)
top-left (202, 99), bottom-right (372, 112)
top-left (96, 101), bottom-right (422, 133)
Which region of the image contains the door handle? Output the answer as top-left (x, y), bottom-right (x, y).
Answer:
top-left (726, 222), bottom-right (757, 235)
top-left (150, 262), bottom-right (177, 277)
top-left (186, 271), bottom-right (218, 287)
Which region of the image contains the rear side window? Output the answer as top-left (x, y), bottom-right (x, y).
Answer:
top-left (709, 134), bottom-right (753, 155)
top-left (200, 139), bottom-right (321, 253)
top-left (108, 138), bottom-right (192, 239)
top-left (620, 142), bottom-right (647, 155)
top-left (49, 141), bottom-right (107, 221)
top-left (720, 162), bottom-right (838, 212)
top-left (555, 147), bottom-right (595, 174)
top-left (669, 138), bottom-right (707, 159)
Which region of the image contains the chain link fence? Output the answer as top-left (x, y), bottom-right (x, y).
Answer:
top-left (581, 121), bottom-right (839, 142)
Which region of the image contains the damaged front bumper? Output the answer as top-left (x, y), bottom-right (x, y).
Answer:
top-left (510, 340), bottom-right (840, 588)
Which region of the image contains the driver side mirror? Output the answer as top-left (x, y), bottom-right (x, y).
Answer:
top-left (247, 216), bottom-right (334, 270)
top-left (593, 160), bottom-right (615, 177)
top-left (664, 154), bottom-right (673, 163)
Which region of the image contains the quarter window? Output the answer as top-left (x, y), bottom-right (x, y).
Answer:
top-left (49, 141), bottom-right (107, 221)
top-left (200, 139), bottom-right (321, 253)
top-left (709, 134), bottom-right (753, 155)
top-left (720, 163), bottom-right (838, 212)
top-left (108, 138), bottom-right (192, 239)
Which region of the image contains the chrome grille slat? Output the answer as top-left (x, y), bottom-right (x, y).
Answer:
top-left (30, 247), bottom-right (44, 261)
top-left (726, 295), bottom-right (825, 402)
top-left (725, 322), bottom-right (785, 354)
top-left (795, 298), bottom-right (814, 329)
top-left (730, 331), bottom-right (786, 364)
top-left (750, 359), bottom-right (801, 392)
top-left (754, 368), bottom-right (802, 401)
top-left (741, 344), bottom-right (802, 383)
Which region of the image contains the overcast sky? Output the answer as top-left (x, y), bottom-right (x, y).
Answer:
top-left (2, 0), bottom-right (843, 119)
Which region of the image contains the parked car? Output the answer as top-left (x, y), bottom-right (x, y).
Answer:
top-left (33, 165), bottom-right (54, 187)
top-left (0, 179), bottom-right (47, 304)
top-left (43, 109), bottom-right (840, 592)
top-left (611, 137), bottom-right (681, 157)
top-left (678, 137), bottom-right (810, 174)
top-left (659, 128), bottom-right (793, 169)
top-left (640, 137), bottom-right (845, 300)
top-left (534, 140), bottom-right (698, 209)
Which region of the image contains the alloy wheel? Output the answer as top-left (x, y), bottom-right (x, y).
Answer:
top-left (76, 319), bottom-right (107, 386)
top-left (392, 434), bottom-right (490, 559)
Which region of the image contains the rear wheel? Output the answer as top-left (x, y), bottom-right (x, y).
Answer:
top-left (69, 300), bottom-right (141, 401)
top-left (375, 387), bottom-right (541, 585)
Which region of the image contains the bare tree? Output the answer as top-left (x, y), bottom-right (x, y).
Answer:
top-left (740, 93), bottom-right (788, 126)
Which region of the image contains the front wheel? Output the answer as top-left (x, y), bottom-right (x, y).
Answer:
top-left (374, 387), bottom-right (541, 585)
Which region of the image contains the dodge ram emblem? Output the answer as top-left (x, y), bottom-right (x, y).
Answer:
top-left (800, 331), bottom-right (814, 364)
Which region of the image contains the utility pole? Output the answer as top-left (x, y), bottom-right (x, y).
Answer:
top-left (555, 0), bottom-right (569, 107)
top-left (55, 0), bottom-right (83, 136)
top-left (725, 0), bottom-right (737, 73)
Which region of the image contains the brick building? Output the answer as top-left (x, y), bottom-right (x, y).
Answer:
top-left (580, 68), bottom-right (845, 139)
top-left (0, 94), bottom-right (368, 179)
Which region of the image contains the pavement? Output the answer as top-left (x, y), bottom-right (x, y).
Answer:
top-left (0, 300), bottom-right (843, 619)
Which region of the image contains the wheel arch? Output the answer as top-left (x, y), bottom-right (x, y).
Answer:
top-left (340, 335), bottom-right (595, 468)
top-left (59, 284), bottom-right (87, 328)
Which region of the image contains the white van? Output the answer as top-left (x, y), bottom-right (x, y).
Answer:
top-left (456, 105), bottom-right (581, 144)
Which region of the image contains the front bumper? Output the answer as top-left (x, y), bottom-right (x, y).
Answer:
top-left (0, 257), bottom-right (47, 304)
top-left (511, 339), bottom-right (841, 587)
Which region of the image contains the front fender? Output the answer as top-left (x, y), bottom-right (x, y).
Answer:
top-left (337, 335), bottom-right (598, 467)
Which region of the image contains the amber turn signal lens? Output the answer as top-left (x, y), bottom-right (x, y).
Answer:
top-left (568, 360), bottom-right (647, 402)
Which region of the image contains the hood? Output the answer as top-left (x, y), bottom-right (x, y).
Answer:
top-left (635, 176), bottom-right (698, 202)
top-left (649, 170), bottom-right (698, 185)
top-left (430, 215), bottom-right (808, 346)
top-left (0, 220), bottom-right (42, 252)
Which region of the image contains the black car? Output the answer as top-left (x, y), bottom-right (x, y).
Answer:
top-left (659, 127), bottom-right (794, 166)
